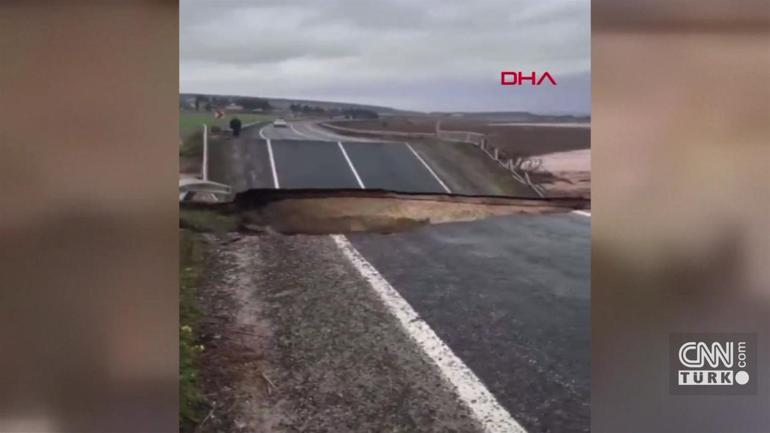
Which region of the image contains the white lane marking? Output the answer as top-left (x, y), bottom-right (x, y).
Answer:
top-left (572, 210), bottom-right (591, 217)
top-left (304, 121), bottom-right (353, 141)
top-left (266, 139), bottom-right (280, 188)
top-left (337, 141), bottom-right (365, 189)
top-left (404, 142), bottom-right (452, 193)
top-left (259, 125), bottom-right (268, 140)
top-left (332, 235), bottom-right (527, 433)
top-left (288, 122), bottom-right (315, 140)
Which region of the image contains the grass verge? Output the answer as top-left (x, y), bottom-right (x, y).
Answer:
top-left (180, 230), bottom-right (207, 432)
top-left (180, 110), bottom-right (275, 139)
top-left (180, 209), bottom-right (240, 234)
top-left (180, 131), bottom-right (204, 159)
top-left (179, 111), bottom-right (276, 159)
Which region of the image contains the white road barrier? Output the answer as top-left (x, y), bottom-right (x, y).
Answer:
top-left (202, 123), bottom-right (208, 181)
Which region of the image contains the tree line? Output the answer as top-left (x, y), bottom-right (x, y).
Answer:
top-left (289, 103), bottom-right (379, 119)
top-left (190, 95), bottom-right (272, 111)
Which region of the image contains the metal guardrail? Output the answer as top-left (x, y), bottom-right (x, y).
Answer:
top-left (319, 122), bottom-right (436, 139)
top-left (436, 128), bottom-right (546, 198)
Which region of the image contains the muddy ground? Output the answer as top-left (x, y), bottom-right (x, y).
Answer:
top-left (326, 117), bottom-right (591, 159)
top-left (181, 191), bottom-right (588, 235)
top-left (195, 233), bottom-right (485, 433)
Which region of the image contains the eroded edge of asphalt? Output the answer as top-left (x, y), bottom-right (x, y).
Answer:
top-left (198, 233), bottom-right (486, 433)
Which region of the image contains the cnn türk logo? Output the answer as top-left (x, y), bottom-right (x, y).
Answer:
top-left (670, 333), bottom-right (757, 395)
top-left (500, 71), bottom-right (557, 86)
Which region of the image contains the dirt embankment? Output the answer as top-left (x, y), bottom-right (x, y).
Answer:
top-left (440, 119), bottom-right (590, 158)
top-left (181, 190), bottom-right (589, 235)
top-left (326, 116), bottom-right (590, 158)
top-left (536, 149), bottom-right (591, 199)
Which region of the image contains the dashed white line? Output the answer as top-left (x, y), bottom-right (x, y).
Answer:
top-left (265, 139), bottom-right (280, 188)
top-left (572, 210), bottom-right (591, 217)
top-left (337, 141), bottom-right (365, 189)
top-left (332, 235), bottom-right (527, 433)
top-left (404, 142), bottom-right (452, 193)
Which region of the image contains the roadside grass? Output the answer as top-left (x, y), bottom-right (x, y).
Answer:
top-left (180, 230), bottom-right (207, 432)
top-left (180, 110), bottom-right (275, 139)
top-left (180, 209), bottom-right (240, 234)
top-left (180, 132), bottom-right (204, 159)
top-left (179, 111), bottom-right (275, 159)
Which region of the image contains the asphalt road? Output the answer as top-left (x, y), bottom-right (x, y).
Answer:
top-left (224, 122), bottom-right (449, 192)
top-left (347, 213), bottom-right (591, 433)
top-left (270, 140), bottom-right (360, 189)
top-left (209, 120), bottom-right (536, 196)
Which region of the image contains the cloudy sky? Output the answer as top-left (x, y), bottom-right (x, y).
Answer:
top-left (181, 0), bottom-right (590, 114)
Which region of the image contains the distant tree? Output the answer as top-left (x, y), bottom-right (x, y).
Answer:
top-left (341, 107), bottom-right (378, 119)
top-left (194, 95), bottom-right (205, 111)
top-left (211, 96), bottom-right (228, 109)
top-left (237, 97), bottom-right (272, 111)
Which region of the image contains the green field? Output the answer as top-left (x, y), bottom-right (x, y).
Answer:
top-left (180, 110), bottom-right (275, 138)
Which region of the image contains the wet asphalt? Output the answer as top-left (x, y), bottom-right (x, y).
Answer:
top-left (347, 213), bottom-right (591, 433)
top-left (271, 140), bottom-right (360, 189)
top-left (343, 141), bottom-right (446, 193)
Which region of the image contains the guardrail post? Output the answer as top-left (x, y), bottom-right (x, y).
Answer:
top-left (202, 123), bottom-right (208, 181)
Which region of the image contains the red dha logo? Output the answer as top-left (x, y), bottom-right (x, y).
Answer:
top-left (501, 71), bottom-right (557, 86)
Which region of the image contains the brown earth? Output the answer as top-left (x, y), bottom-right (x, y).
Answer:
top-left (181, 190), bottom-right (588, 235)
top-left (327, 116), bottom-right (591, 158)
top-left (440, 119), bottom-right (590, 158)
top-left (238, 195), bottom-right (584, 235)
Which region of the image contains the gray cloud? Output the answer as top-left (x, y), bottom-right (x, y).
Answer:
top-left (181, 0), bottom-right (590, 113)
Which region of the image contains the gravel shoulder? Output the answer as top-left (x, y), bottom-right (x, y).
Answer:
top-left (196, 233), bottom-right (485, 433)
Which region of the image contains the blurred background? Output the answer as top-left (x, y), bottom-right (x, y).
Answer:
top-left (592, 0), bottom-right (770, 432)
top-left (0, 2), bottom-right (178, 432)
